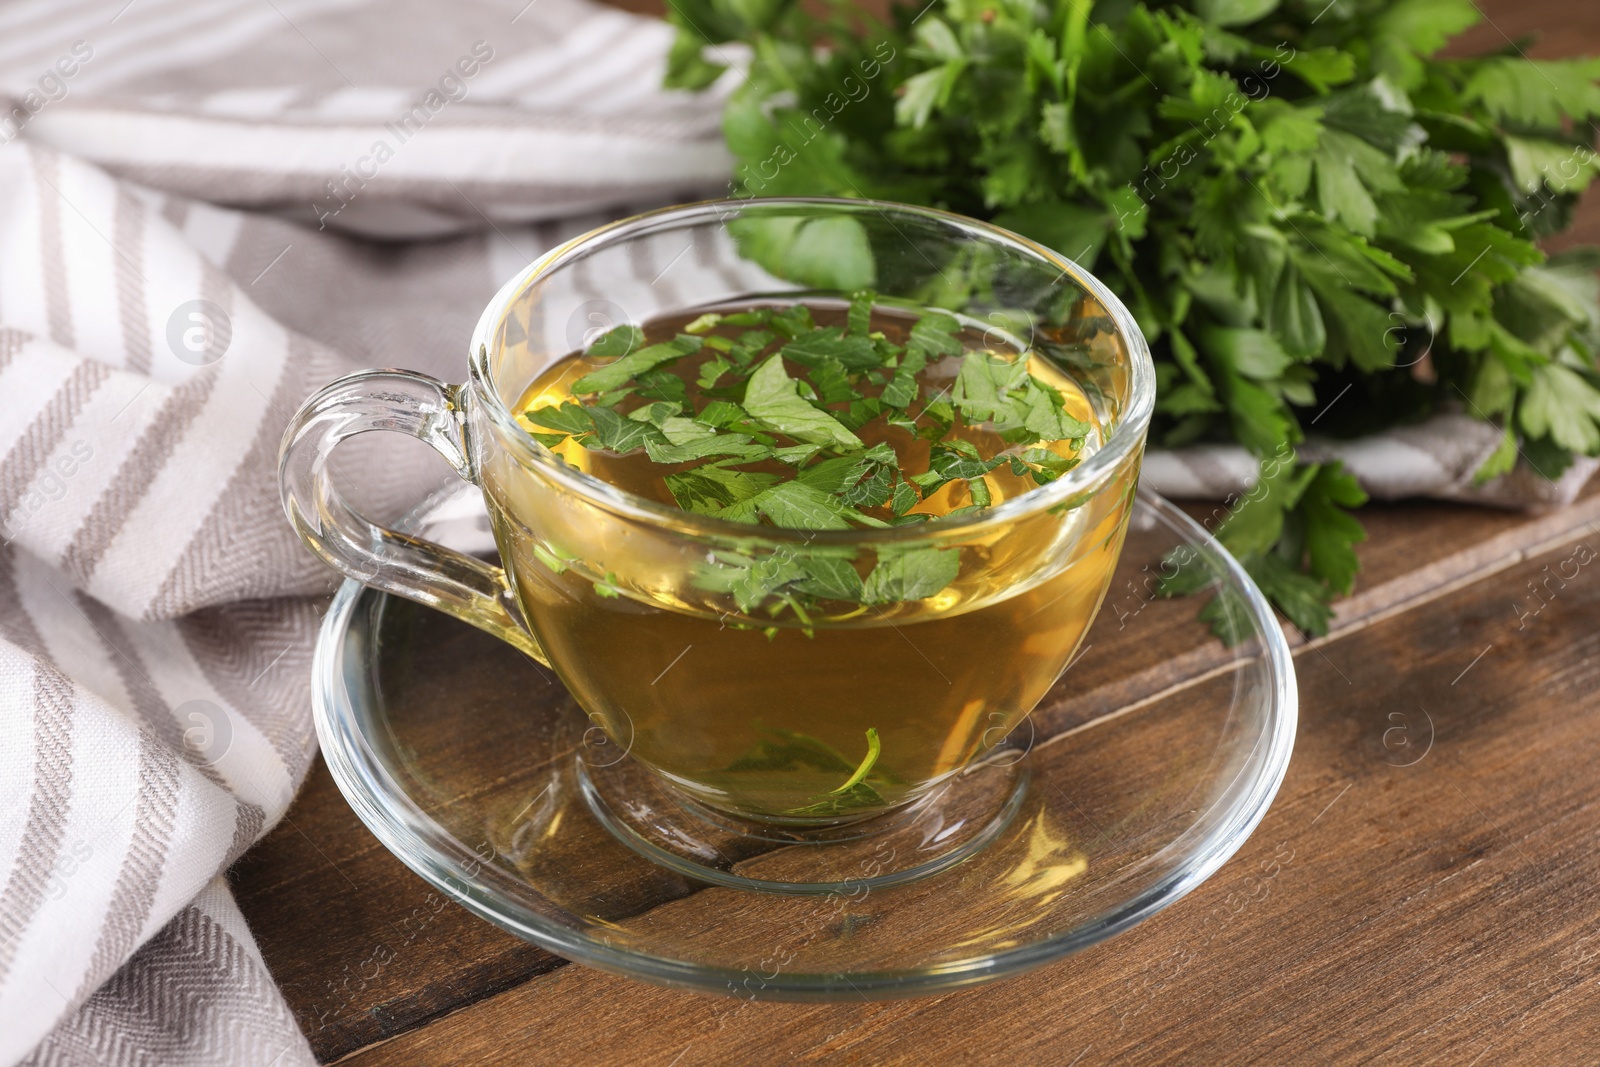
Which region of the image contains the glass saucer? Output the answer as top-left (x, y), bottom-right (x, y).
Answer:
top-left (311, 483), bottom-right (1296, 999)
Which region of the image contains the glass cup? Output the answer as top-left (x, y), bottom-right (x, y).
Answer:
top-left (280, 198), bottom-right (1154, 827)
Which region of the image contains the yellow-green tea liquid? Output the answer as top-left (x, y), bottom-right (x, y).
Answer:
top-left (489, 303), bottom-right (1135, 821)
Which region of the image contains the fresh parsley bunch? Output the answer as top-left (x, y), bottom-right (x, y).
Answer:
top-left (663, 0), bottom-right (1600, 635)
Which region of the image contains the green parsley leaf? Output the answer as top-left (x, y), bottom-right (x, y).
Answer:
top-left (1462, 57), bottom-right (1600, 128)
top-left (585, 406), bottom-right (664, 453)
top-left (1245, 554), bottom-right (1333, 636)
top-left (796, 454), bottom-right (875, 495)
top-left (790, 552), bottom-right (866, 601)
top-left (1011, 446), bottom-right (1079, 484)
top-left (644, 435), bottom-right (772, 464)
top-left (585, 324), bottom-right (643, 358)
top-left (532, 542), bottom-right (575, 574)
top-left (810, 358), bottom-right (855, 404)
top-left (862, 547), bottom-right (962, 605)
top-left (1216, 460), bottom-right (1318, 559)
top-left (632, 367), bottom-right (691, 407)
top-left (753, 481), bottom-right (855, 530)
top-left (742, 355), bottom-right (865, 451)
top-left (769, 304), bottom-right (815, 339)
top-left (848, 290), bottom-right (875, 336)
top-left (928, 445), bottom-right (1004, 482)
top-left (1019, 378), bottom-right (1091, 441)
top-left (890, 481), bottom-right (919, 517)
top-left (664, 465), bottom-right (779, 517)
top-left (696, 356), bottom-right (732, 388)
top-left (1299, 463), bottom-right (1368, 596)
top-left (523, 402), bottom-right (595, 435)
top-left (839, 464), bottom-right (894, 508)
top-left (1194, 0), bottom-right (1280, 29)
top-left (952, 353), bottom-right (1030, 423)
top-left (780, 328), bottom-right (881, 372)
top-left (573, 334), bottom-right (702, 395)
top-left (694, 550), bottom-right (810, 614)
top-left (772, 442), bottom-right (825, 466)
top-left (881, 348), bottom-right (928, 409)
top-left (1199, 587), bottom-right (1261, 646)
top-left (908, 312), bottom-right (965, 358)
top-left (1520, 363), bottom-right (1600, 454)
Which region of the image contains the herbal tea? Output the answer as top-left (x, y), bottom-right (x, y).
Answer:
top-left (484, 295), bottom-right (1136, 823)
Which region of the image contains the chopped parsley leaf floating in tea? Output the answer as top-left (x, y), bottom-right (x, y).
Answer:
top-left (508, 299), bottom-right (1116, 822)
top-left (513, 296), bottom-right (1101, 626)
top-left (518, 294), bottom-right (1093, 534)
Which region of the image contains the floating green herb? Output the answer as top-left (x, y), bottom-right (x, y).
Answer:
top-left (519, 296), bottom-right (1096, 621)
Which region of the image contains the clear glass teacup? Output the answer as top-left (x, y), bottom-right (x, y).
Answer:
top-left (280, 198), bottom-right (1153, 826)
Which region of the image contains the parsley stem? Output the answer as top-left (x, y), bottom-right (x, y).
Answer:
top-left (829, 727), bottom-right (881, 795)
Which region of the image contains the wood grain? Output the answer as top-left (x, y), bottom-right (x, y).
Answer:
top-left (341, 526), bottom-right (1600, 1066)
top-left (229, 483), bottom-right (1600, 1062)
top-left (225, 1), bottom-right (1600, 1063)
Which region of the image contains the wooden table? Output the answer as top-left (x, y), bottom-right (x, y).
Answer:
top-left (229, 2), bottom-right (1600, 1062)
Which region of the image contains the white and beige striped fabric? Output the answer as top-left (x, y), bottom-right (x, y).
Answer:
top-left (0, 1), bottom-right (731, 1063)
top-left (1145, 412), bottom-right (1600, 511)
top-left (0, 0), bottom-right (1590, 1064)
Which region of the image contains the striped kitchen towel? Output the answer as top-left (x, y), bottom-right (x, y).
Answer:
top-left (0, 0), bottom-right (1591, 1064)
top-left (0, 0), bottom-right (730, 1063)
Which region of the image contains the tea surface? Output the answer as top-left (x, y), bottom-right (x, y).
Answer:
top-left (519, 299), bottom-right (1097, 529)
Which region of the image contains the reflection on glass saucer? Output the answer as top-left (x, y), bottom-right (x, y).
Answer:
top-left (313, 484), bottom-right (1295, 999)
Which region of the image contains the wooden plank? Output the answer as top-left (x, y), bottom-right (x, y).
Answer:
top-left (232, 477), bottom-right (1600, 1061)
top-left (338, 526), bottom-right (1600, 1066)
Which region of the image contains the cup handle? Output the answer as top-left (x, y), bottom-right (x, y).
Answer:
top-left (278, 369), bottom-right (547, 665)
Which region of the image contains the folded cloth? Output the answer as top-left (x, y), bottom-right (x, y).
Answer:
top-left (1143, 413), bottom-right (1600, 510)
top-left (10, 0), bottom-right (734, 238)
top-left (0, 0), bottom-right (1590, 1063)
top-left (0, 1), bottom-right (728, 1063)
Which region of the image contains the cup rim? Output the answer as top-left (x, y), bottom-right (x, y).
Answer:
top-left (468, 196), bottom-right (1155, 544)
